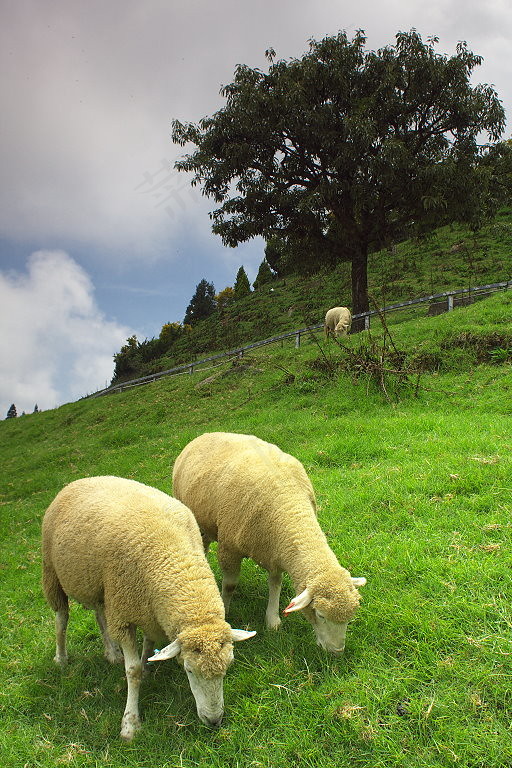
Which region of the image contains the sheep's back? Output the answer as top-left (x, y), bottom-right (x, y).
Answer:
top-left (173, 433), bottom-right (316, 566)
top-left (42, 476), bottom-right (206, 609)
top-left (325, 306), bottom-right (350, 327)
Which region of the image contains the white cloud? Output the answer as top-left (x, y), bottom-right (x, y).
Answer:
top-left (0, 250), bottom-right (135, 416)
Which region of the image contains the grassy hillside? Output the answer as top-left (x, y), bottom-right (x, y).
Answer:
top-left (1, 290), bottom-right (511, 768)
top-left (112, 208), bottom-right (512, 384)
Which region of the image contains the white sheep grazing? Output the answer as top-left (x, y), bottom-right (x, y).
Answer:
top-left (41, 476), bottom-right (255, 741)
top-left (324, 306), bottom-right (352, 338)
top-left (172, 433), bottom-right (366, 655)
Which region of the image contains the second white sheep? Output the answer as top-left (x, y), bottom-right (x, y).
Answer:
top-left (172, 433), bottom-right (366, 654)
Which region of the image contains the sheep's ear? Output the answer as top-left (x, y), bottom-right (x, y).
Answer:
top-left (352, 577), bottom-right (367, 588)
top-left (231, 629), bottom-right (257, 642)
top-left (283, 588), bottom-right (312, 615)
top-left (147, 639), bottom-right (181, 662)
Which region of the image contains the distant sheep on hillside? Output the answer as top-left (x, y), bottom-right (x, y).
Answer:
top-left (324, 306), bottom-right (352, 338)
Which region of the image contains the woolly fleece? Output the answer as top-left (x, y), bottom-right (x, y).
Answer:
top-left (172, 433), bottom-right (362, 624)
top-left (42, 475), bottom-right (234, 678)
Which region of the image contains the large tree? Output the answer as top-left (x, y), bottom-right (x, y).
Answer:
top-left (172, 30), bottom-right (505, 321)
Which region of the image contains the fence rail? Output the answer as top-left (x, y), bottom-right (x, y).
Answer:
top-left (88, 279), bottom-right (511, 399)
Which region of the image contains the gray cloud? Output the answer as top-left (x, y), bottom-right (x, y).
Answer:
top-left (3, 0), bottom-right (509, 259)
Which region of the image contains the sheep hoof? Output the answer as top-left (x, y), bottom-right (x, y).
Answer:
top-left (120, 714), bottom-right (141, 741)
top-left (265, 616), bottom-right (282, 631)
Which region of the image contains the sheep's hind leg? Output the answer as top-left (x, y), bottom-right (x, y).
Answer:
top-left (54, 604), bottom-right (69, 665)
top-left (43, 563), bottom-right (69, 665)
top-left (95, 605), bottom-right (123, 663)
top-left (218, 544), bottom-right (242, 614)
top-left (266, 570), bottom-right (283, 630)
top-left (119, 626), bottom-right (143, 741)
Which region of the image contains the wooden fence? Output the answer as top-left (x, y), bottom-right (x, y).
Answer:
top-left (88, 279), bottom-right (511, 398)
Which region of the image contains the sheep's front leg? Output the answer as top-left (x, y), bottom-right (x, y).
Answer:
top-left (119, 627), bottom-right (143, 741)
top-left (266, 570), bottom-right (283, 630)
top-left (141, 636), bottom-right (155, 667)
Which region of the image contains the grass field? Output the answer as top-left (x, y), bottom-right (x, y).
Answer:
top-left (111, 208), bottom-right (512, 384)
top-left (1, 291), bottom-right (511, 767)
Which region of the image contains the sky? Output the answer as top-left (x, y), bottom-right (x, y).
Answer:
top-left (1, 0), bottom-right (511, 416)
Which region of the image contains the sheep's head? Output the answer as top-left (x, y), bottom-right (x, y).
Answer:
top-left (148, 623), bottom-right (255, 727)
top-left (283, 575), bottom-right (366, 654)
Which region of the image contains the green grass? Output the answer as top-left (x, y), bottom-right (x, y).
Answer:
top-left (1, 292), bottom-right (512, 766)
top-left (111, 208), bottom-right (512, 384)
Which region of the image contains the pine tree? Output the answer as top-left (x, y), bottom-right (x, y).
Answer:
top-left (183, 279), bottom-right (216, 325)
top-left (234, 266), bottom-right (251, 299)
top-left (33, 404), bottom-right (39, 413)
top-left (253, 259), bottom-right (275, 289)
top-left (6, 403), bottom-right (17, 419)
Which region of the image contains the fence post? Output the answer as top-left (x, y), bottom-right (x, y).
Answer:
top-left (295, 332), bottom-right (301, 348)
top-left (365, 315), bottom-right (370, 330)
top-left (189, 364), bottom-right (194, 375)
top-left (448, 294), bottom-right (454, 311)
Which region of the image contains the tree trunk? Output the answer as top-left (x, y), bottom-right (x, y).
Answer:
top-left (332, 203), bottom-right (370, 331)
top-left (350, 242), bottom-right (369, 332)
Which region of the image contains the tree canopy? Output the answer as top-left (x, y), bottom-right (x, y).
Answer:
top-left (173, 29), bottom-right (506, 319)
top-left (216, 285), bottom-right (235, 313)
